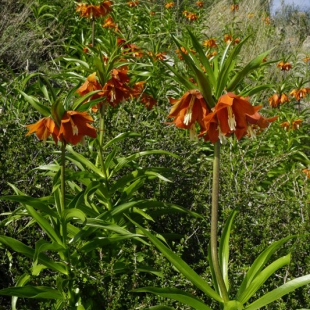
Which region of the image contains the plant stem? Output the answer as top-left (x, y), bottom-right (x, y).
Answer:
top-left (211, 141), bottom-right (229, 302)
top-left (60, 142), bottom-right (66, 214)
top-left (91, 18), bottom-right (95, 47)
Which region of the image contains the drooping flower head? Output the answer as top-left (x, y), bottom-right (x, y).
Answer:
top-left (292, 119), bottom-right (302, 130)
top-left (77, 72), bottom-right (103, 97)
top-left (76, 1), bottom-right (112, 19)
top-left (196, 1), bottom-right (204, 7)
top-left (268, 93), bottom-right (289, 108)
top-left (203, 38), bottom-right (217, 48)
top-left (277, 61), bottom-right (292, 71)
top-left (26, 117), bottom-right (59, 144)
top-left (58, 111), bottom-right (97, 145)
top-left (230, 4), bottom-right (239, 11)
top-left (290, 88), bottom-right (310, 101)
top-left (280, 121), bottom-right (290, 131)
top-left (200, 93), bottom-right (277, 143)
top-left (127, 1), bottom-right (139, 7)
top-left (165, 2), bottom-right (175, 9)
top-left (302, 169), bottom-right (310, 178)
top-left (167, 90), bottom-right (209, 139)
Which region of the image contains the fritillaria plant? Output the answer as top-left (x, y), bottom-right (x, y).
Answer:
top-left (132, 29), bottom-right (310, 309)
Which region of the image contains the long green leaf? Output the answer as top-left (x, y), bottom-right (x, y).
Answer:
top-left (227, 48), bottom-right (273, 91)
top-left (238, 254), bottom-right (291, 304)
top-left (219, 210), bottom-right (238, 292)
top-left (25, 205), bottom-right (64, 247)
top-left (146, 306), bottom-right (176, 310)
top-left (12, 273), bottom-right (30, 310)
top-left (19, 91), bottom-right (50, 116)
top-left (216, 36), bottom-right (250, 98)
top-left (134, 287), bottom-right (212, 310)
top-left (66, 145), bottom-right (105, 178)
top-left (0, 236), bottom-right (68, 275)
top-left (236, 235), bottom-right (295, 299)
top-left (187, 29), bottom-right (216, 86)
top-left (0, 286), bottom-right (64, 299)
top-left (245, 274), bottom-right (310, 310)
top-left (131, 220), bottom-right (223, 302)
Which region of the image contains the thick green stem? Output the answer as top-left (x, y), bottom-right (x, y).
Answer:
top-left (60, 142), bottom-right (66, 215)
top-left (211, 141), bottom-right (229, 302)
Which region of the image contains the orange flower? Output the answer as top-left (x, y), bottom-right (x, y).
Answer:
top-left (167, 90), bottom-right (209, 139)
top-left (203, 39), bottom-right (217, 48)
top-left (303, 57), bottom-right (310, 63)
top-left (302, 169), bottom-right (310, 178)
top-left (207, 51), bottom-right (217, 59)
top-left (277, 61), bottom-right (292, 71)
top-left (292, 119), bottom-right (302, 130)
top-left (183, 11), bottom-right (198, 21)
top-left (290, 88), bottom-right (310, 101)
top-left (165, 2), bottom-right (174, 8)
top-left (200, 93), bottom-right (277, 143)
top-left (26, 117), bottom-right (59, 144)
top-left (262, 16), bottom-right (271, 24)
top-left (230, 4), bottom-right (239, 11)
top-left (150, 11), bottom-right (156, 15)
top-left (128, 1), bottom-right (138, 7)
top-left (58, 111), bottom-right (97, 145)
top-left (196, 1), bottom-right (204, 7)
top-left (102, 16), bottom-right (118, 31)
top-left (224, 34), bottom-right (239, 45)
top-left (101, 69), bottom-right (132, 108)
top-left (268, 93), bottom-right (289, 108)
top-left (280, 121), bottom-right (290, 131)
top-left (76, 1), bottom-right (112, 18)
top-left (77, 72), bottom-right (103, 97)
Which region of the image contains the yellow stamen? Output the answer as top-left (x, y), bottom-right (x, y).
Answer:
top-left (217, 126), bottom-right (227, 144)
top-left (183, 95), bottom-right (196, 126)
top-left (227, 106), bottom-right (236, 131)
top-left (69, 117), bottom-right (79, 135)
top-left (247, 125), bottom-right (256, 138)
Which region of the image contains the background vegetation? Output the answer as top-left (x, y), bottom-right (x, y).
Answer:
top-left (0, 0), bottom-right (309, 309)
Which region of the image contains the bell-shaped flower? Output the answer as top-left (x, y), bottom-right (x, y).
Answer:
top-left (167, 90), bottom-right (209, 135)
top-left (268, 93), bottom-right (289, 108)
top-left (58, 111), bottom-right (97, 145)
top-left (26, 117), bottom-right (59, 144)
top-left (201, 93), bottom-right (277, 143)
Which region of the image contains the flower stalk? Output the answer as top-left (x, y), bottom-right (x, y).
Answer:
top-left (211, 141), bottom-right (229, 302)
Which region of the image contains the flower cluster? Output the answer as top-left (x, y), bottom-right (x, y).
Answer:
top-left (224, 34), bottom-right (240, 45)
top-left (290, 87), bottom-right (310, 101)
top-left (182, 11), bottom-right (199, 21)
top-left (280, 119), bottom-right (302, 131)
top-left (203, 38), bottom-right (217, 48)
top-left (76, 1), bottom-right (112, 19)
top-left (167, 91), bottom-right (277, 143)
top-left (268, 93), bottom-right (289, 108)
top-left (26, 112), bottom-right (97, 145)
top-left (196, 1), bottom-right (204, 8)
top-left (277, 61), bottom-right (292, 71)
top-left (77, 69), bottom-right (156, 111)
top-left (165, 2), bottom-right (174, 9)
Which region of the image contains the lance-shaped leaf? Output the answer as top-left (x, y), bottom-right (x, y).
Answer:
top-left (219, 210), bottom-right (238, 293)
top-left (19, 91), bottom-right (50, 116)
top-left (244, 274), bottom-right (310, 310)
top-left (187, 29), bottom-right (216, 87)
top-left (236, 235), bottom-right (296, 299)
top-left (130, 220), bottom-right (223, 303)
top-left (0, 236), bottom-right (68, 275)
top-left (172, 35), bottom-right (215, 108)
top-left (227, 48), bottom-right (274, 92)
top-left (0, 286), bottom-right (64, 299)
top-left (12, 273), bottom-right (31, 310)
top-left (238, 254), bottom-right (291, 304)
top-left (215, 36), bottom-right (250, 98)
top-left (133, 287), bottom-right (212, 310)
